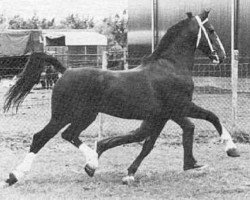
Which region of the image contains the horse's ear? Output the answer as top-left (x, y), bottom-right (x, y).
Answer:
top-left (199, 9), bottom-right (211, 20)
top-left (186, 12), bottom-right (193, 19)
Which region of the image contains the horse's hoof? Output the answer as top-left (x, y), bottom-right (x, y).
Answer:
top-left (227, 148), bottom-right (240, 157)
top-left (5, 173), bottom-right (18, 186)
top-left (122, 175), bottom-right (135, 185)
top-left (184, 163), bottom-right (207, 171)
top-left (84, 164), bottom-right (95, 177)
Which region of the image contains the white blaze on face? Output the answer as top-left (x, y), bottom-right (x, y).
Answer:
top-left (13, 152), bottom-right (36, 180)
top-left (221, 125), bottom-right (237, 151)
top-left (79, 143), bottom-right (98, 169)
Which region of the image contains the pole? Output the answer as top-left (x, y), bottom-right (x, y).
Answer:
top-left (151, 0), bottom-right (158, 52)
top-left (99, 51), bottom-right (108, 140)
top-left (234, 0), bottom-right (240, 49)
top-left (231, 0), bottom-right (238, 130)
top-left (102, 51), bottom-right (108, 70)
top-left (123, 50), bottom-right (128, 70)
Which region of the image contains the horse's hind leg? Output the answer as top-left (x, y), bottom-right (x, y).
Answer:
top-left (187, 102), bottom-right (240, 157)
top-left (61, 113), bottom-right (98, 177)
top-left (172, 117), bottom-right (204, 170)
top-left (5, 119), bottom-right (67, 186)
top-left (97, 119), bottom-right (162, 157)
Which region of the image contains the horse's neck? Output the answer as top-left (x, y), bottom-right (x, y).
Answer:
top-left (161, 39), bottom-right (196, 71)
top-left (44, 54), bottom-right (66, 74)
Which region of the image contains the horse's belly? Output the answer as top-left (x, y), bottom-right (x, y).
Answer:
top-left (100, 98), bottom-right (161, 120)
top-left (102, 108), bottom-right (155, 120)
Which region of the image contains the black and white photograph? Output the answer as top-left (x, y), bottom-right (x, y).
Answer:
top-left (0, 0), bottom-right (249, 199)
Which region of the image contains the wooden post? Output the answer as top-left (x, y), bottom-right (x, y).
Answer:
top-left (151, 0), bottom-right (156, 52)
top-left (231, 50), bottom-right (238, 130)
top-left (231, 0), bottom-right (238, 130)
top-left (123, 50), bottom-right (129, 70)
top-left (151, 0), bottom-right (158, 53)
top-left (102, 51), bottom-right (108, 70)
top-left (98, 51), bottom-right (108, 140)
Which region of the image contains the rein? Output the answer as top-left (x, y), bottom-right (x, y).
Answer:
top-left (195, 16), bottom-right (219, 63)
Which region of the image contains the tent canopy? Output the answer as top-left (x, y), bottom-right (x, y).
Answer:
top-left (0, 30), bottom-right (43, 57)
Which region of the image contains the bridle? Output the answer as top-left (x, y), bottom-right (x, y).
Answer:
top-left (195, 15), bottom-right (220, 63)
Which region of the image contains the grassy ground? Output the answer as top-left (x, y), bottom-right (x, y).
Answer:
top-left (0, 137), bottom-right (250, 200)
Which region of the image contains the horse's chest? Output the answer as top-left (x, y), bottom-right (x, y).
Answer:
top-left (154, 75), bottom-right (194, 103)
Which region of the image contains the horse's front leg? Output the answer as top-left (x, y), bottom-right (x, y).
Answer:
top-left (122, 120), bottom-right (166, 185)
top-left (187, 102), bottom-right (240, 157)
top-left (122, 134), bottom-right (159, 184)
top-left (172, 117), bottom-right (205, 170)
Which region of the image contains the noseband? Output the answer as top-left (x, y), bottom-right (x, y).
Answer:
top-left (195, 16), bottom-right (219, 63)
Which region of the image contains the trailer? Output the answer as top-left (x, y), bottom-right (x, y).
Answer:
top-left (0, 30), bottom-right (43, 77)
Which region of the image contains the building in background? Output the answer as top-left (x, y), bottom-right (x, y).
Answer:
top-left (0, 29), bottom-right (107, 77)
top-left (43, 30), bottom-right (107, 68)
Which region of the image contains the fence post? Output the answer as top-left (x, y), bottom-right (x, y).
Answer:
top-left (231, 50), bottom-right (238, 130)
top-left (102, 51), bottom-right (108, 70)
top-left (98, 51), bottom-right (108, 140)
top-left (123, 50), bottom-right (129, 70)
top-left (231, 0), bottom-right (238, 131)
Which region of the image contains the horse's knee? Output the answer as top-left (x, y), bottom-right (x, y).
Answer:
top-left (61, 131), bottom-right (73, 142)
top-left (133, 135), bottom-right (145, 143)
top-left (181, 122), bottom-right (195, 147)
top-left (30, 131), bottom-right (54, 153)
top-left (131, 129), bottom-right (149, 142)
top-left (182, 122), bottom-right (195, 134)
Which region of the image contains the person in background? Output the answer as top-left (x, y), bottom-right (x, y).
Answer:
top-left (45, 65), bottom-right (53, 89)
top-left (40, 70), bottom-right (46, 89)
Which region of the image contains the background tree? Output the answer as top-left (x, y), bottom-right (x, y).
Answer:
top-left (26, 15), bottom-right (39, 29)
top-left (59, 14), bottom-right (94, 29)
top-left (5, 11), bottom-right (128, 48)
top-left (40, 18), bottom-right (55, 29)
top-left (96, 9), bottom-right (128, 48)
top-left (0, 14), bottom-right (4, 24)
top-left (8, 15), bottom-right (27, 29)
top-left (8, 14), bottom-right (55, 29)
top-left (0, 14), bottom-right (8, 30)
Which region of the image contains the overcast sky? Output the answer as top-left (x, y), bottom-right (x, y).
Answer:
top-left (0, 0), bottom-right (128, 22)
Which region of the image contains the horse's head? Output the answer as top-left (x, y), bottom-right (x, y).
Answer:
top-left (187, 10), bottom-right (226, 64)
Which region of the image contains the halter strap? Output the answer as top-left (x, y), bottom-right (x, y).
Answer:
top-left (195, 16), bottom-right (214, 53)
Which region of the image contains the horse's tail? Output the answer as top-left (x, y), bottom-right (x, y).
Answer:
top-left (3, 52), bottom-right (67, 112)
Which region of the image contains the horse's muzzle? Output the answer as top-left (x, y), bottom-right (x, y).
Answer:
top-left (209, 51), bottom-right (225, 64)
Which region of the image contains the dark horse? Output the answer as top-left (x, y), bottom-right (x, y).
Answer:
top-left (45, 65), bottom-right (59, 89)
top-left (2, 10), bottom-right (239, 187)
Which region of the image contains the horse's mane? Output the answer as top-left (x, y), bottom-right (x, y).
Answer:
top-left (142, 18), bottom-right (189, 64)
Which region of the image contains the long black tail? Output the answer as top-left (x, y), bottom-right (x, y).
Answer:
top-left (3, 52), bottom-right (67, 112)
